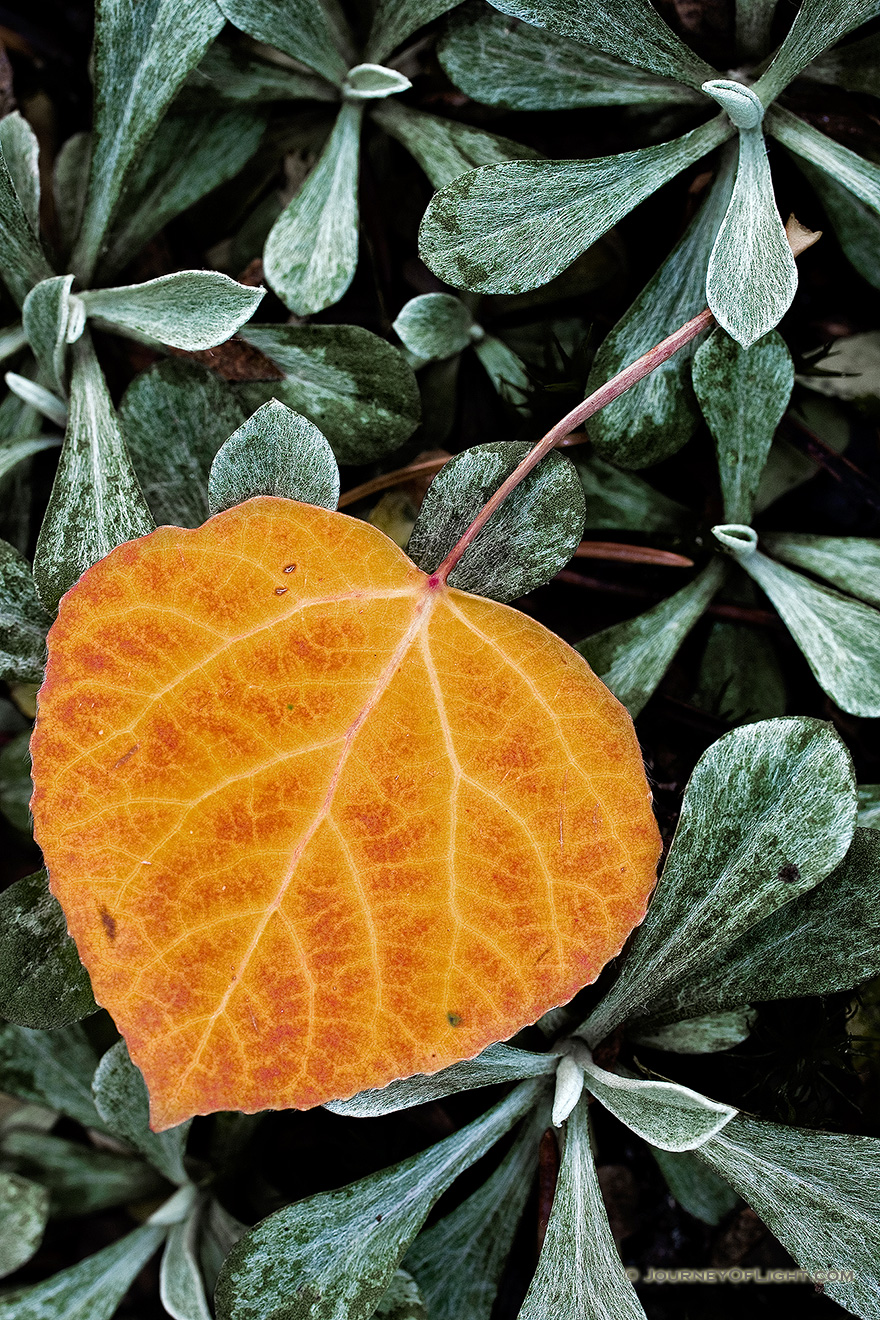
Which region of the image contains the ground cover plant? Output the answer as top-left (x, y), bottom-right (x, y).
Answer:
top-left (0, 0), bottom-right (879, 1318)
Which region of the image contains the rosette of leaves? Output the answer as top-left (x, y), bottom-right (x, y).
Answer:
top-left (189, 0), bottom-right (539, 315)
top-left (422, 0), bottom-right (880, 468)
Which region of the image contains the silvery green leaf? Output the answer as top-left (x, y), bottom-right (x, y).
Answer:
top-left (753, 0), bottom-right (880, 105)
top-left (238, 323), bottom-right (420, 464)
top-left (263, 103), bottom-right (361, 315)
top-left (0, 1022), bottom-right (104, 1130)
top-left (714, 525), bottom-right (880, 717)
top-left (214, 1080), bottom-right (543, 1320)
top-left (79, 271), bottom-right (264, 351)
top-left (373, 1271), bottom-right (426, 1320)
top-left (768, 104), bottom-right (880, 215)
top-left (586, 146), bottom-right (736, 468)
top-left (0, 1222), bottom-right (167, 1320)
top-left (187, 41), bottom-right (336, 102)
top-left (0, 539), bottom-right (53, 683)
top-left (576, 1049), bottom-right (737, 1151)
top-left (198, 1198), bottom-right (246, 1298)
top-left (801, 26), bottom-right (880, 96)
top-left (0, 138), bottom-right (52, 306)
top-left (647, 827), bottom-right (880, 1025)
top-left (581, 716), bottom-right (857, 1043)
top-left (208, 399), bottom-right (339, 513)
top-left (393, 293), bottom-right (477, 361)
top-left (408, 441), bottom-right (585, 602)
top-left (343, 63), bottom-right (412, 99)
top-left (72, 0), bottom-right (225, 283)
top-left (552, 1054), bottom-right (585, 1126)
top-left (325, 1044), bottom-right (556, 1117)
top-left (473, 335), bottom-right (530, 410)
top-left (53, 132), bottom-right (90, 260)
top-left (630, 1009), bottom-right (755, 1054)
top-left (216, 0), bottom-right (349, 84)
top-left (697, 1115), bottom-right (880, 1317)
top-left (420, 116), bottom-right (733, 294)
top-left (366, 0), bottom-right (460, 63)
top-left (0, 323), bottom-right (27, 362)
top-left (92, 1041), bottom-right (191, 1185)
top-left (650, 1147), bottom-right (739, 1225)
top-left (404, 1105), bottom-right (547, 1320)
top-left (517, 1096), bottom-right (646, 1320)
top-left (33, 333), bottom-right (154, 613)
top-left (575, 455), bottom-right (691, 534)
top-left (762, 532), bottom-right (880, 607)
top-left (0, 1171), bottom-right (48, 1279)
top-left (121, 360), bottom-right (246, 528)
top-left (2, 1128), bottom-right (166, 1218)
top-left (440, 4), bottom-right (704, 110)
top-left (97, 110), bottom-right (267, 282)
top-left (735, 0), bottom-right (777, 60)
top-left (22, 275), bottom-right (79, 395)
top-left (692, 619), bottom-right (786, 725)
top-left (0, 112), bottom-right (40, 237)
top-left (161, 1195), bottom-right (213, 1320)
top-left (794, 154), bottom-right (880, 290)
top-left (488, 0), bottom-right (716, 88)
top-left (4, 373), bottom-right (67, 429)
top-left (859, 785), bottom-right (880, 829)
top-left (576, 559), bottom-right (726, 717)
top-left (703, 122), bottom-right (797, 347)
top-left (0, 728), bottom-right (31, 833)
top-left (692, 328), bottom-right (793, 522)
top-left (0, 868), bottom-right (97, 1029)
top-left (373, 100), bottom-right (539, 190)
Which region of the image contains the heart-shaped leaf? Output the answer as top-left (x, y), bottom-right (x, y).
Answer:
top-left (30, 498), bottom-right (660, 1128)
top-left (207, 400), bottom-right (339, 514)
top-left (394, 294), bottom-right (478, 362)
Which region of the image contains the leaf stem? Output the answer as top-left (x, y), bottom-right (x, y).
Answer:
top-left (430, 308), bottom-right (716, 587)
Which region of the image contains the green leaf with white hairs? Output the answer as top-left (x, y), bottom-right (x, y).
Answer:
top-left (238, 323), bottom-right (420, 464)
top-left (419, 115), bottom-right (733, 294)
top-left (0, 1171), bottom-right (48, 1279)
top-left (33, 333), bottom-right (154, 612)
top-left (0, 728), bottom-right (31, 833)
top-left (408, 441), bottom-right (585, 603)
top-left (404, 1105), bottom-right (547, 1320)
top-left (4, 374), bottom-right (67, 429)
top-left (373, 1271), bottom-right (426, 1320)
top-left (187, 41), bottom-right (337, 103)
top-left (92, 1041), bottom-right (191, 1185)
top-left (0, 539), bottom-right (53, 683)
top-left (576, 559), bottom-right (726, 717)
top-left (439, 3), bottom-right (703, 110)
top-left (2, 1128), bottom-right (166, 1218)
top-left (325, 1044), bottom-right (556, 1117)
top-left (53, 132), bottom-right (90, 260)
top-left (264, 102), bottom-right (362, 315)
top-left (0, 868), bottom-right (97, 1029)
top-left (762, 533), bottom-right (880, 607)
top-left (0, 112), bottom-right (40, 238)
top-left (372, 100), bottom-right (539, 190)
top-left (752, 0), bottom-right (880, 105)
top-left (517, 1095), bottom-right (646, 1320)
top-left (214, 1080), bottom-right (543, 1320)
top-left (0, 1022), bottom-right (104, 1130)
top-left (794, 154), bottom-right (880, 291)
top-left (473, 335), bottom-right (530, 410)
top-left (586, 146), bottom-right (735, 468)
top-left (768, 105), bottom-right (880, 216)
top-left (859, 785), bottom-right (880, 829)
top-left (22, 275), bottom-right (81, 396)
top-left (697, 1116), bottom-right (880, 1318)
top-left (216, 0), bottom-right (349, 85)
top-left (801, 26), bottom-right (880, 97)
top-left (714, 524), bottom-right (880, 717)
top-left (366, 0), bottom-right (461, 63)
top-left (581, 716), bottom-right (857, 1044)
top-left (0, 1222), bottom-right (168, 1320)
top-left (97, 109), bottom-right (267, 282)
top-left (650, 1146), bottom-right (739, 1225)
top-left (161, 1194), bottom-right (213, 1320)
top-left (121, 360), bottom-right (246, 528)
top-left (692, 618), bottom-right (786, 726)
top-left (72, 0), bottom-right (225, 283)
top-left (344, 64), bottom-right (412, 99)
top-left (0, 435), bottom-right (58, 483)
top-left (79, 271), bottom-right (264, 351)
top-left (393, 294), bottom-right (477, 361)
top-left (0, 127), bottom-right (52, 306)
top-left (576, 455), bottom-right (691, 534)
top-left (630, 1009), bottom-right (755, 1054)
top-left (692, 328), bottom-right (793, 522)
top-left (0, 323), bottom-right (27, 363)
top-left (488, 0), bottom-right (716, 88)
top-left (797, 331), bottom-right (880, 406)
top-left (208, 400), bottom-right (339, 514)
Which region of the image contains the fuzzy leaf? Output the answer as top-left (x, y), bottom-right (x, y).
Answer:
top-left (216, 0), bottom-right (349, 85)
top-left (587, 152), bottom-right (735, 467)
top-left (630, 1009), bottom-right (755, 1053)
top-left (187, 41), bottom-right (337, 103)
top-left (22, 275), bottom-right (80, 396)
top-left (121, 361), bottom-right (246, 528)
top-left (762, 533), bottom-right (880, 607)
top-left (0, 868), bottom-right (97, 1029)
top-left (420, 116), bottom-right (733, 294)
top-left (576, 456), bottom-right (691, 534)
top-left (735, 0), bottom-right (777, 60)
top-left (802, 26), bottom-right (880, 97)
top-left (651, 1147), bottom-right (739, 1225)
top-left (768, 104), bottom-right (880, 215)
top-left (715, 525), bottom-right (880, 717)
top-left (92, 1041), bottom-right (191, 1183)
top-left (344, 63), bottom-right (412, 99)
top-left (366, 0), bottom-right (461, 63)
top-left (753, 0), bottom-right (880, 104)
top-left (30, 499), bottom-right (660, 1128)
top-left (214, 1080), bottom-right (543, 1320)
top-left (577, 1051), bottom-right (737, 1151)
top-left (0, 118), bottom-right (52, 306)
top-left (373, 100), bottom-right (539, 190)
top-left (408, 441), bottom-right (586, 602)
top-left (0, 728), bottom-right (31, 833)
top-left (794, 154), bottom-right (880, 291)
top-left (692, 619), bottom-right (786, 725)
top-left (859, 785), bottom-right (880, 830)
top-left (0, 435), bottom-right (58, 482)
top-left (238, 323), bottom-right (420, 463)
top-left (72, 0), bottom-right (225, 282)
top-left (264, 103), bottom-right (362, 315)
top-left (0, 323), bottom-right (27, 363)
top-left (582, 716), bottom-right (858, 1043)
top-left (161, 1195), bottom-right (213, 1320)
top-left (208, 400), bottom-right (339, 514)
top-left (374, 1270), bottom-right (426, 1320)
top-left (4, 373), bottom-right (67, 429)
top-left (33, 332), bottom-right (154, 613)
top-left (0, 1023), bottom-right (104, 1130)
top-left (472, 336), bottom-right (530, 410)
top-left (697, 1115), bottom-right (880, 1317)
top-left (0, 112), bottom-right (40, 237)
top-left (0, 1172), bottom-right (48, 1279)
top-left (692, 328), bottom-right (793, 522)
top-left (53, 132), bottom-right (90, 260)
top-left (576, 559), bottom-right (726, 717)
top-left (0, 539), bottom-right (53, 683)
top-left (79, 272), bottom-right (264, 351)
top-left (393, 294), bottom-right (477, 361)
top-left (2, 1129), bottom-right (166, 1218)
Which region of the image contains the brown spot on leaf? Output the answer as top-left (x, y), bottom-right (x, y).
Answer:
top-left (100, 907), bottom-right (117, 940)
top-left (778, 862), bottom-right (801, 884)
